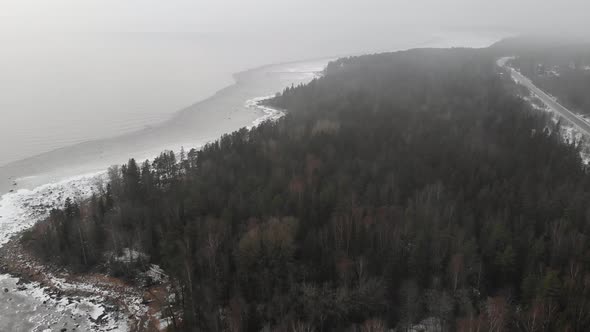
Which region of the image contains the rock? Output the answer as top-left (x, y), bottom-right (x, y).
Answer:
top-left (3, 288), bottom-right (7, 293)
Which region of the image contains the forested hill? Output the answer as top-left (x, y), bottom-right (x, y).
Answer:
top-left (24, 46), bottom-right (590, 331)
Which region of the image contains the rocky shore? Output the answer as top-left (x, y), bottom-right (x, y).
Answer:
top-left (0, 231), bottom-right (171, 332)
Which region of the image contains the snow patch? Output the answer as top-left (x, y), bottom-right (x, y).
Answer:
top-left (0, 172), bottom-right (106, 247)
top-left (108, 248), bottom-right (149, 264)
top-left (146, 264), bottom-right (168, 284)
top-left (0, 172), bottom-right (137, 331)
top-left (246, 96), bottom-right (286, 128)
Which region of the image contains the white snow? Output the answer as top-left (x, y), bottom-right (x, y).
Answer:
top-left (276, 60), bottom-right (329, 80)
top-left (146, 264), bottom-right (168, 284)
top-left (0, 94), bottom-right (293, 331)
top-left (408, 317), bottom-right (442, 332)
top-left (0, 171), bottom-right (138, 331)
top-left (0, 172), bottom-right (106, 246)
top-left (246, 96), bottom-right (287, 128)
top-left (108, 248), bottom-right (149, 264)
top-left (0, 273), bottom-right (129, 331)
top-left (501, 57), bottom-right (590, 166)
top-left (525, 94), bottom-right (590, 163)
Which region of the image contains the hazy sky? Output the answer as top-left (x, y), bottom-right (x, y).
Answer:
top-left (0, 0), bottom-right (584, 168)
top-left (0, 0), bottom-right (585, 167)
top-left (0, 0), bottom-right (587, 36)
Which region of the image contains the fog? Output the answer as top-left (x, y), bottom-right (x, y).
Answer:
top-left (0, 0), bottom-right (584, 166)
top-left (1, 0), bottom-right (589, 35)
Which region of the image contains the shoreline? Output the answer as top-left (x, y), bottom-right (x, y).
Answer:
top-left (0, 232), bottom-right (145, 331)
top-left (0, 57), bottom-right (330, 196)
top-left (0, 96), bottom-right (289, 331)
top-left (0, 226), bottom-right (178, 331)
top-left (0, 31), bottom-right (506, 195)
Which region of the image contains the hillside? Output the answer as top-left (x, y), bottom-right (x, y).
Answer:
top-left (21, 46), bottom-right (590, 331)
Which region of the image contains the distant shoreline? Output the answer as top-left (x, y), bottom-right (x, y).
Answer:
top-left (0, 57), bottom-right (333, 196)
top-left (0, 33), bottom-right (505, 195)
top-left (0, 96), bottom-right (295, 331)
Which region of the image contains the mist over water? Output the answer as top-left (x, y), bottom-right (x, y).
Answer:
top-left (0, 32), bottom-right (233, 166)
top-left (0, 28), bottom-right (503, 168)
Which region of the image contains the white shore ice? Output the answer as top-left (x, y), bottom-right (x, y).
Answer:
top-left (247, 95), bottom-right (287, 128)
top-left (0, 96), bottom-right (290, 332)
top-left (0, 172), bottom-right (106, 247)
top-left (0, 172), bottom-right (133, 331)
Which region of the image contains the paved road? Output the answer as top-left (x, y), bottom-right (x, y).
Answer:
top-left (498, 57), bottom-right (590, 136)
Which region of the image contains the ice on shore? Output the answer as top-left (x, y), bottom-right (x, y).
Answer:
top-left (0, 171), bottom-right (135, 331)
top-left (246, 95), bottom-right (286, 128)
top-left (0, 272), bottom-right (129, 332)
top-left (0, 94), bottom-right (292, 331)
top-left (0, 172), bottom-right (106, 246)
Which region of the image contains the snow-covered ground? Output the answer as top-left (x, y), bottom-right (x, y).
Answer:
top-left (0, 172), bottom-right (133, 331)
top-left (0, 173), bottom-right (106, 247)
top-left (499, 57), bottom-right (590, 165)
top-left (0, 273), bottom-right (129, 332)
top-left (523, 92), bottom-right (590, 164)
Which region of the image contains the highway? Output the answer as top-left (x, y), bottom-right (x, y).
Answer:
top-left (497, 57), bottom-right (590, 136)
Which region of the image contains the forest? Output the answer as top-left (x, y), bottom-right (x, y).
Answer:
top-left (21, 44), bottom-right (590, 331)
top-left (495, 36), bottom-right (590, 115)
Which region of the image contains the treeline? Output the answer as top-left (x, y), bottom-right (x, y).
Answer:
top-left (22, 47), bottom-right (590, 331)
top-left (494, 36), bottom-right (590, 114)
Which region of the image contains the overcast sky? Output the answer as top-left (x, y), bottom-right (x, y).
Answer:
top-left (0, 0), bottom-right (588, 36)
top-left (0, 0), bottom-right (586, 168)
